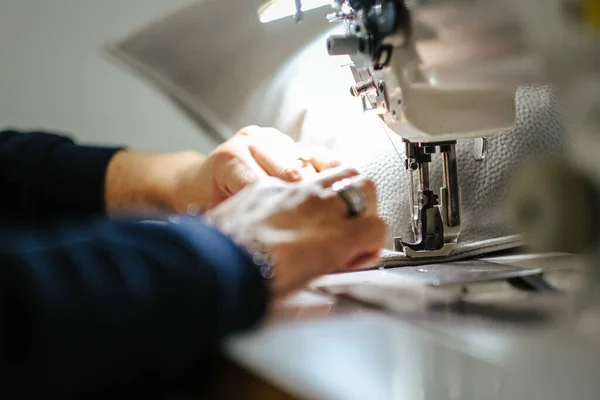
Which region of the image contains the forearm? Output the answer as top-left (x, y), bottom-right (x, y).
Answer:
top-left (0, 129), bottom-right (209, 220)
top-left (1, 216), bottom-right (269, 397)
top-left (104, 149), bottom-right (206, 215)
top-left (0, 130), bottom-right (122, 222)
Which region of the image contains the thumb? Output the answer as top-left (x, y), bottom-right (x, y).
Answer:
top-left (217, 157), bottom-right (267, 195)
top-left (338, 217), bottom-right (387, 271)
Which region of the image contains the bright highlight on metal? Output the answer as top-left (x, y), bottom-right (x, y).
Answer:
top-left (258, 0), bottom-right (331, 23)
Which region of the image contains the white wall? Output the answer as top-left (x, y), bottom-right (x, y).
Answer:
top-left (0, 0), bottom-right (216, 153)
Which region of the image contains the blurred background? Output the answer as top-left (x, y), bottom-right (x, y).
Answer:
top-left (0, 0), bottom-right (214, 153)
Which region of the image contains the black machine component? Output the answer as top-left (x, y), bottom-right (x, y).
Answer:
top-left (400, 141), bottom-right (461, 253)
top-left (326, 0), bottom-right (411, 70)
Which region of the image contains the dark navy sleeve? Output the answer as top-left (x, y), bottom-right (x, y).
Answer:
top-left (0, 216), bottom-right (270, 398)
top-left (0, 129), bottom-right (122, 222)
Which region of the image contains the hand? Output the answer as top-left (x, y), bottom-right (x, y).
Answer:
top-left (202, 166), bottom-right (386, 296)
top-left (171, 126), bottom-right (342, 213)
top-left (105, 126), bottom-right (342, 216)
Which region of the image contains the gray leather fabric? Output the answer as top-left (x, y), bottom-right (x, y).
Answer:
top-left (108, 2), bottom-right (568, 266)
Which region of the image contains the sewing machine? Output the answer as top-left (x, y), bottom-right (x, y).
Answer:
top-left (274, 0), bottom-right (534, 259)
top-left (276, 0), bottom-right (599, 262)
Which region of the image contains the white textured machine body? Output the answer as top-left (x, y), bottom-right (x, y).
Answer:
top-left (346, 0), bottom-right (543, 144)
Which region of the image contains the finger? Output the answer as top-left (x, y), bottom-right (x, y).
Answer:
top-left (339, 216), bottom-right (387, 270)
top-left (296, 141), bottom-right (342, 172)
top-left (312, 165), bottom-right (360, 188)
top-left (318, 174), bottom-right (378, 219)
top-left (218, 157), bottom-right (268, 195)
top-left (240, 126), bottom-right (321, 180)
top-left (303, 216), bottom-right (385, 274)
top-left (342, 251), bottom-right (380, 271)
top-left (249, 144), bottom-right (306, 182)
top-left (350, 175), bottom-right (378, 217)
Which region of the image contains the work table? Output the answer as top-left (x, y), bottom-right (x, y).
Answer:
top-left (222, 253), bottom-right (600, 400)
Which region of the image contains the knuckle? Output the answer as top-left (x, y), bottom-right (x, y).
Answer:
top-left (280, 167), bottom-right (301, 181)
top-left (361, 178), bottom-right (377, 192)
top-left (344, 167), bottom-right (360, 177)
top-left (212, 146), bottom-right (238, 163)
top-left (302, 189), bottom-right (334, 210)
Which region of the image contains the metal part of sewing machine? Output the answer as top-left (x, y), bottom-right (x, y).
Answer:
top-left (321, 0), bottom-right (524, 258)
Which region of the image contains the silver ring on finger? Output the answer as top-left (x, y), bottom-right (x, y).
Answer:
top-left (332, 178), bottom-right (367, 218)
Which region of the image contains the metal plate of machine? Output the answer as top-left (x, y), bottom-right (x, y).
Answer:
top-left (385, 260), bottom-right (544, 287)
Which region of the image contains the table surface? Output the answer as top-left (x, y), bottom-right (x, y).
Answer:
top-left (224, 253), bottom-right (600, 400)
